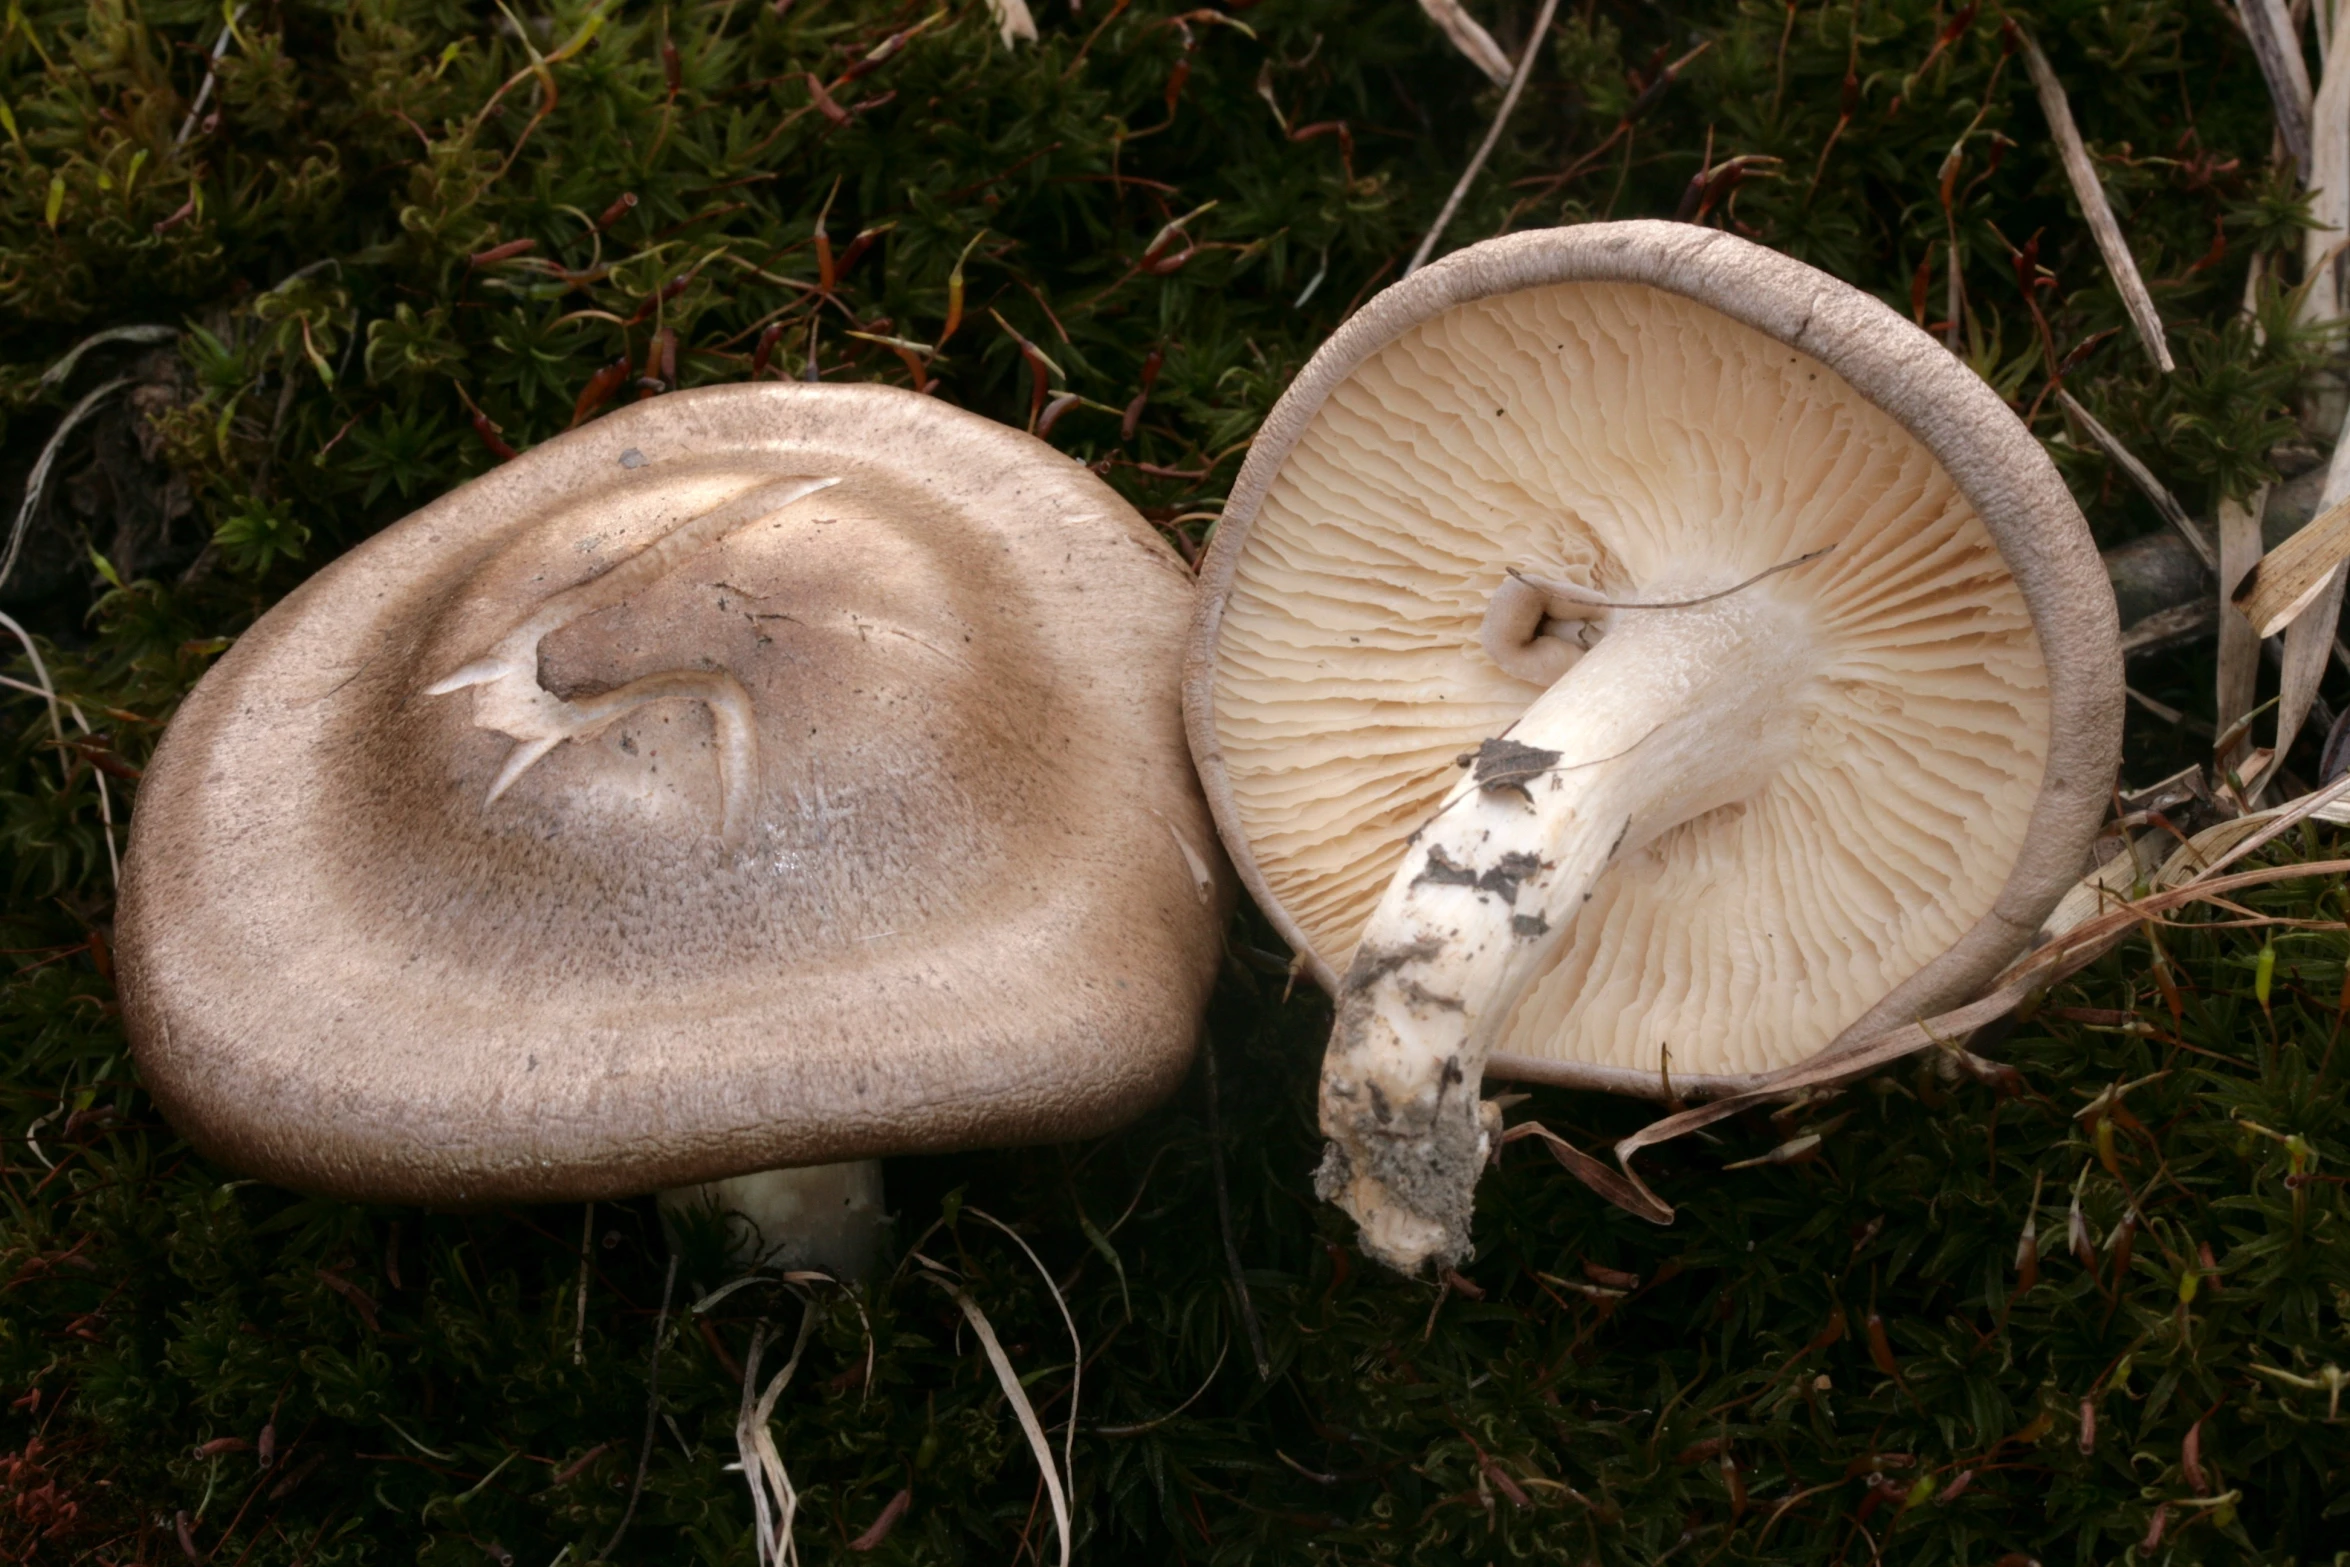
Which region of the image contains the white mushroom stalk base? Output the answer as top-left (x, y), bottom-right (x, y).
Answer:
top-left (1317, 581), bottom-right (1822, 1274)
top-left (659, 1160), bottom-right (889, 1280)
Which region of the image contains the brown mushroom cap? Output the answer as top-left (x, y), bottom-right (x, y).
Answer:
top-left (1187, 222), bottom-right (2122, 1098)
top-left (120, 383), bottom-right (1228, 1205)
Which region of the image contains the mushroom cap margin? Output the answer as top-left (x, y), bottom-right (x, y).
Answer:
top-left (1183, 220), bottom-right (2123, 1099)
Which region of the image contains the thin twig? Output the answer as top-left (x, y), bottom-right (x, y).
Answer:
top-left (573, 1201), bottom-right (594, 1367)
top-left (2019, 30), bottom-right (2174, 371)
top-left (2058, 393), bottom-right (2217, 571)
top-left (595, 1254), bottom-right (678, 1562)
top-left (1406, 0), bottom-right (1565, 276)
top-left (2236, 0), bottom-right (2315, 180)
top-left (1417, 0), bottom-right (1512, 84)
top-left (1202, 1038), bottom-right (1272, 1381)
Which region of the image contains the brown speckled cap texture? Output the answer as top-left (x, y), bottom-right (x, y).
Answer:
top-left (1185, 221), bottom-right (2123, 1098)
top-left (120, 383), bottom-right (1230, 1205)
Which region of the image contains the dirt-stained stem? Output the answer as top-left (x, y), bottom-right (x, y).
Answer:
top-left (1317, 583), bottom-right (1820, 1273)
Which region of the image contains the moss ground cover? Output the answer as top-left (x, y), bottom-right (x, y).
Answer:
top-left (2, 0), bottom-right (2348, 1559)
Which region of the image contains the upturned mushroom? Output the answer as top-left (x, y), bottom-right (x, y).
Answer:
top-left (1186, 223), bottom-right (2122, 1274)
top-left (118, 383), bottom-right (1227, 1277)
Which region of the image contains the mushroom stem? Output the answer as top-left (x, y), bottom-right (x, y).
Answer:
top-left (659, 1160), bottom-right (889, 1280)
top-left (1317, 581), bottom-right (1822, 1273)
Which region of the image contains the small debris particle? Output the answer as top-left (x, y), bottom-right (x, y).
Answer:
top-left (1342, 938), bottom-right (1443, 989)
top-left (1468, 737), bottom-right (1562, 800)
top-left (619, 448), bottom-right (647, 468)
top-left (1402, 979), bottom-right (1466, 1013)
top-left (1511, 912), bottom-right (1549, 939)
top-left (1414, 845), bottom-right (1546, 905)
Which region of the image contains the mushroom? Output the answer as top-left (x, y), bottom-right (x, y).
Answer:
top-left (1185, 223), bottom-right (2122, 1274)
top-left (118, 383), bottom-right (1227, 1277)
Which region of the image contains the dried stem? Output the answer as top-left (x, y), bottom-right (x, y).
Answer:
top-left (1405, 0), bottom-right (1565, 276)
top-left (2020, 31), bottom-right (2175, 371)
top-left (2236, 0), bottom-right (2315, 180)
top-left (1416, 0), bottom-right (1512, 85)
top-left (2267, 427), bottom-right (2350, 789)
top-left (573, 1201), bottom-right (594, 1367)
top-left (2058, 393), bottom-right (2215, 570)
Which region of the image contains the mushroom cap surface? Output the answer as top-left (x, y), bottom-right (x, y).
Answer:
top-left (120, 384), bottom-right (1228, 1205)
top-left (1186, 222), bottom-right (2121, 1097)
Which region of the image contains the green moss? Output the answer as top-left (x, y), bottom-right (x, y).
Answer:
top-left (3, 0), bottom-right (2347, 1560)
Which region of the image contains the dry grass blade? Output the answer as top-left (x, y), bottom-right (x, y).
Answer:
top-left (735, 1301), bottom-right (820, 1567)
top-left (1610, 771), bottom-right (2350, 1215)
top-left (2, 377), bottom-right (136, 597)
top-left (2059, 392), bottom-right (2216, 569)
top-left (2021, 34), bottom-right (2175, 371)
top-left (0, 610), bottom-right (71, 788)
top-left (1416, 0), bottom-right (1513, 85)
top-left (2217, 489), bottom-right (2267, 769)
top-left (985, 0), bottom-right (1037, 49)
top-left (2305, 20), bottom-right (2350, 323)
top-left (2271, 571), bottom-right (2347, 782)
top-left (1200, 1040), bottom-right (1272, 1380)
top-left (2257, 417), bottom-right (2350, 783)
top-left (36, 324), bottom-right (176, 395)
top-left (1093, 1334), bottom-right (1231, 1437)
top-left (2236, 0), bottom-right (2315, 180)
top-left (1499, 1120), bottom-right (1671, 1223)
top-left (965, 1208), bottom-right (1082, 1508)
top-left (0, 609), bottom-right (119, 886)
top-left (923, 1269), bottom-right (1073, 1567)
top-left (1406, 0), bottom-right (1565, 276)
top-left (2233, 491), bottom-right (2350, 637)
